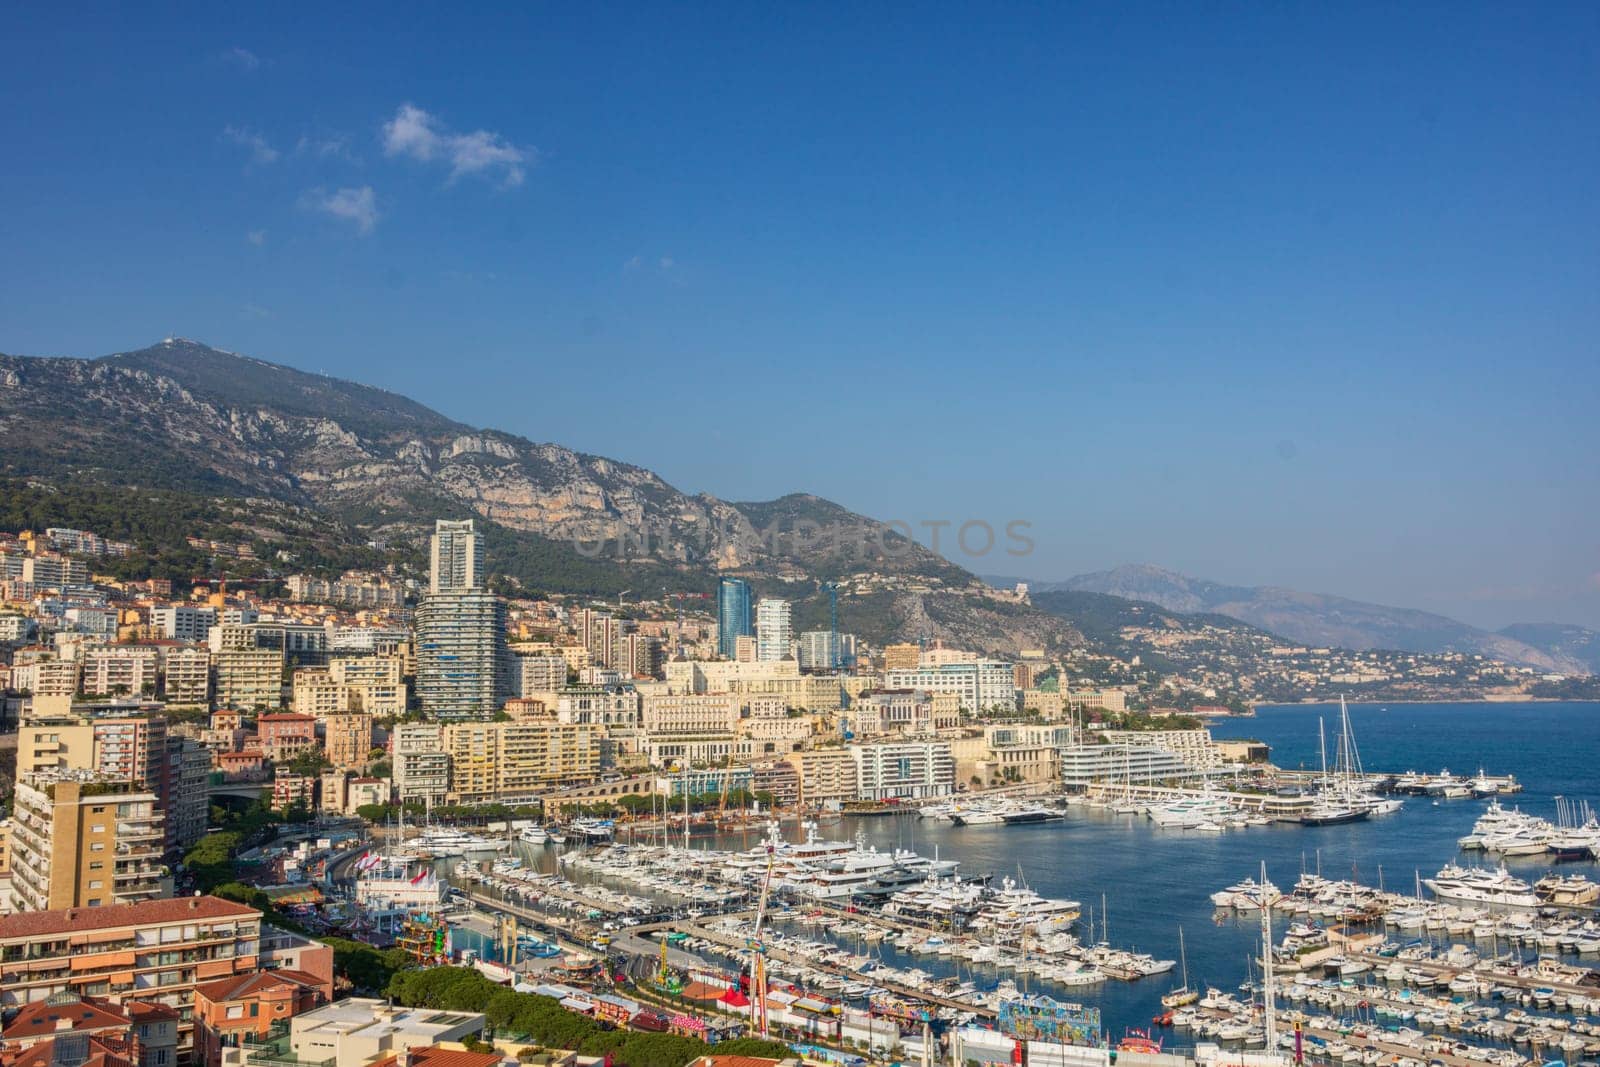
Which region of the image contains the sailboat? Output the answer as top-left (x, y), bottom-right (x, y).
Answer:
top-left (1300, 699), bottom-right (1370, 825)
top-left (1161, 926), bottom-right (1199, 1008)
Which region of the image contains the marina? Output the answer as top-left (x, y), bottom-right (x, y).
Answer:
top-left (319, 701), bottom-right (1600, 1067)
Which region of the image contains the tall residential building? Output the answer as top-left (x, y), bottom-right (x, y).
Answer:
top-left (429, 519), bottom-right (484, 594)
top-left (392, 723), bottom-right (449, 804)
top-left (17, 714), bottom-right (167, 795)
top-left (797, 630), bottom-right (841, 671)
top-left (413, 591), bottom-right (512, 719)
top-left (81, 645), bottom-right (161, 698)
top-left (755, 597), bottom-right (792, 662)
top-left (715, 578), bottom-right (753, 660)
top-left (161, 646), bottom-right (212, 705)
top-left (163, 735), bottom-right (212, 852)
top-left (577, 609), bottom-right (630, 669)
top-left (850, 740), bottom-right (956, 801)
top-left (209, 625), bottom-right (286, 710)
top-left (10, 770), bottom-right (167, 911)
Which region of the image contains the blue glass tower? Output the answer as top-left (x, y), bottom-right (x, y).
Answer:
top-left (716, 578), bottom-right (753, 660)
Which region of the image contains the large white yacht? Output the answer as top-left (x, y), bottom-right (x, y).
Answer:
top-left (1424, 864), bottom-right (1540, 909)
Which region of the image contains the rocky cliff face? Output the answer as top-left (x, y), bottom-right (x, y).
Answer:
top-left (0, 338), bottom-right (1080, 654)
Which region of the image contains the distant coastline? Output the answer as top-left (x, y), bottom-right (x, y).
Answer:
top-left (1247, 696), bottom-right (1600, 709)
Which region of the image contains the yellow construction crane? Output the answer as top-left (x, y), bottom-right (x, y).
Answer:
top-left (718, 764), bottom-right (735, 820)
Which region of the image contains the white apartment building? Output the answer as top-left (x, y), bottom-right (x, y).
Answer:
top-left (81, 645), bottom-right (161, 698)
top-left (1099, 728), bottom-right (1221, 769)
top-left (161, 646), bottom-right (211, 705)
top-left (518, 653), bottom-right (569, 694)
top-left (884, 659), bottom-right (1017, 711)
top-left (1057, 742), bottom-right (1207, 786)
top-left (755, 598), bottom-right (792, 662)
top-left (850, 741), bottom-right (956, 801)
top-left (150, 605), bottom-right (216, 643)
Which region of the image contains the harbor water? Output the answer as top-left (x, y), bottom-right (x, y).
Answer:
top-left (488, 701), bottom-right (1598, 1037)
top-left (711, 702), bottom-right (1600, 1036)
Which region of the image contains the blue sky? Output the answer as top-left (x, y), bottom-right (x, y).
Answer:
top-left (2, 4), bottom-right (1597, 629)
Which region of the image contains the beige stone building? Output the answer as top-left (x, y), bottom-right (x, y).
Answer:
top-left (9, 770), bottom-right (166, 911)
top-left (783, 749), bottom-right (859, 805)
top-left (323, 712), bottom-right (375, 771)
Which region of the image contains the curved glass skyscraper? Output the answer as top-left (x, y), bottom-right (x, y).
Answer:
top-left (716, 577), bottom-right (753, 660)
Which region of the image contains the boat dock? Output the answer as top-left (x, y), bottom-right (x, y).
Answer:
top-left (464, 880), bottom-right (639, 918)
top-left (1085, 783), bottom-right (1316, 819)
top-left (645, 914), bottom-right (999, 1020)
top-left (1347, 951), bottom-right (1600, 1001)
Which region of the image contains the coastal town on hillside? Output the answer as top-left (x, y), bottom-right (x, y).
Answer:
top-left (0, 504), bottom-right (1596, 1067)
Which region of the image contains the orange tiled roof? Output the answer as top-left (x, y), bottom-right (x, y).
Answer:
top-left (194, 968), bottom-right (325, 1004)
top-left (2, 999), bottom-right (130, 1039)
top-left (0, 896), bottom-right (258, 941)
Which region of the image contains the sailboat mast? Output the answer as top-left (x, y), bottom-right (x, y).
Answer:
top-left (1260, 861), bottom-right (1277, 1053)
top-left (1318, 717), bottom-right (1328, 787)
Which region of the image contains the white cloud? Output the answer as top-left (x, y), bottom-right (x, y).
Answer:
top-left (300, 186), bottom-right (379, 235)
top-left (381, 103), bottom-right (532, 187)
top-left (222, 125), bottom-right (279, 166)
top-left (241, 304), bottom-right (270, 320)
top-left (659, 257), bottom-right (675, 270)
top-left (382, 104), bottom-right (441, 161)
top-left (246, 229), bottom-right (267, 246)
top-left (295, 134), bottom-right (356, 161)
top-left (220, 47), bottom-right (261, 71)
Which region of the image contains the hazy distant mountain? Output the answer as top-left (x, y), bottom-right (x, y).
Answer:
top-left (1026, 564), bottom-right (1591, 674)
top-left (1498, 623), bottom-right (1600, 676)
top-left (0, 338), bottom-right (1080, 654)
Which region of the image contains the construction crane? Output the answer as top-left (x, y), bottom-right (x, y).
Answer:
top-left (717, 765), bottom-right (734, 820)
top-left (748, 838), bottom-right (778, 1036)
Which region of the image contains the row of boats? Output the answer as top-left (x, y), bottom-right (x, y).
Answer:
top-left (1171, 984), bottom-right (1578, 1067)
top-left (1214, 865), bottom-right (1600, 916)
top-left (1458, 798), bottom-right (1600, 861)
top-left (916, 799), bottom-right (1064, 826)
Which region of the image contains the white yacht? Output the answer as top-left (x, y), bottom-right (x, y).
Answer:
top-left (1211, 876), bottom-right (1280, 909)
top-left (973, 875), bottom-right (1081, 937)
top-left (1424, 864), bottom-right (1540, 909)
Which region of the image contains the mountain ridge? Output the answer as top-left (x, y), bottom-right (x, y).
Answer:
top-left (0, 338), bottom-right (1077, 655)
top-left (1013, 563), bottom-right (1593, 675)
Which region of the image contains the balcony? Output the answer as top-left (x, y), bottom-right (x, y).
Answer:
top-left (116, 822), bottom-right (164, 840)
